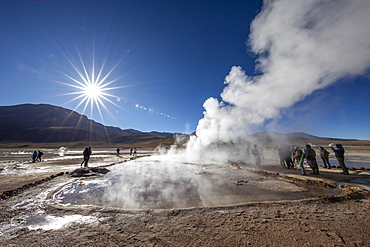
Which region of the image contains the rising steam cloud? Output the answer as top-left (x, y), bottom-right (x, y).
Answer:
top-left (185, 0), bottom-right (370, 162)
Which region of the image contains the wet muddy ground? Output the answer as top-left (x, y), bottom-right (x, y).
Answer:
top-left (0, 147), bottom-right (369, 246)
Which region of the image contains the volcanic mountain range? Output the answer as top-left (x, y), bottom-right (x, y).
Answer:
top-left (0, 104), bottom-right (176, 148)
top-left (0, 104), bottom-right (365, 148)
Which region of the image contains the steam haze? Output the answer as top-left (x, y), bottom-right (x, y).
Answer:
top-left (185, 0), bottom-right (370, 162)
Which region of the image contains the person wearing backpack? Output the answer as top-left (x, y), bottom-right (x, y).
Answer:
top-left (304, 144), bottom-right (319, 175)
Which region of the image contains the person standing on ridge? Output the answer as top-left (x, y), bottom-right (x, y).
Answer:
top-left (304, 144), bottom-right (319, 175)
top-left (319, 146), bottom-right (331, 169)
top-left (331, 144), bottom-right (349, 175)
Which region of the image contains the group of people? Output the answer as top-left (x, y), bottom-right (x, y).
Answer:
top-left (278, 143), bottom-right (349, 175)
top-left (33, 144), bottom-right (349, 176)
top-left (31, 150), bottom-right (43, 162)
top-left (81, 147), bottom-right (139, 167)
top-left (130, 147), bottom-right (137, 157)
top-left (116, 147), bottom-right (138, 157)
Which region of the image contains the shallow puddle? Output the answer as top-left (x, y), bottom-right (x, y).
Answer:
top-left (23, 213), bottom-right (97, 230)
top-left (54, 156), bottom-right (341, 210)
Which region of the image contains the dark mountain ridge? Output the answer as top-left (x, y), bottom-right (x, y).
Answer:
top-left (0, 104), bottom-right (175, 145)
top-left (0, 104), bottom-right (365, 148)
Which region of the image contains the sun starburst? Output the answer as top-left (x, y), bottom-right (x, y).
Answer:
top-left (84, 83), bottom-right (102, 99)
top-left (53, 46), bottom-right (127, 123)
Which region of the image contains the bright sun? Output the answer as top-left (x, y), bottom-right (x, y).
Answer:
top-left (84, 83), bottom-right (102, 99)
top-left (54, 48), bottom-right (125, 121)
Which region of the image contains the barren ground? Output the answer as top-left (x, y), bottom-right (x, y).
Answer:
top-left (0, 147), bottom-right (370, 246)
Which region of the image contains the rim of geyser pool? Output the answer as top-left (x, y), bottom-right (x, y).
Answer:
top-left (47, 187), bottom-right (343, 212)
top-left (45, 194), bottom-right (342, 214)
top-left (47, 161), bottom-right (343, 211)
top-left (30, 175), bottom-right (353, 217)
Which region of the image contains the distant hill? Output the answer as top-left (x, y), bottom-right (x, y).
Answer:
top-left (0, 104), bottom-right (366, 149)
top-left (0, 104), bottom-right (175, 147)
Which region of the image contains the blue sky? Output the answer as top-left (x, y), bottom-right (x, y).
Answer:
top-left (0, 0), bottom-right (369, 140)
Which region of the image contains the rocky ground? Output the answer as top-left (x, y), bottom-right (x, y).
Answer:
top-left (0, 149), bottom-right (370, 246)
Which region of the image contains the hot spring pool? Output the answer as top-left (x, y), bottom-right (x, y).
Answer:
top-left (54, 156), bottom-right (340, 210)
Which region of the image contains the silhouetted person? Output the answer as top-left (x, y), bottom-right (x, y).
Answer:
top-left (81, 147), bottom-right (91, 167)
top-left (32, 151), bottom-right (37, 163)
top-left (319, 146), bottom-right (331, 169)
top-left (116, 147), bottom-right (120, 156)
top-left (130, 148), bottom-right (133, 156)
top-left (284, 145), bottom-right (294, 169)
top-left (304, 144), bottom-right (319, 175)
top-left (133, 147), bottom-right (137, 158)
top-left (36, 150), bottom-right (43, 162)
top-left (279, 146), bottom-right (293, 169)
top-left (88, 146), bottom-right (92, 163)
top-left (331, 144), bottom-right (349, 175)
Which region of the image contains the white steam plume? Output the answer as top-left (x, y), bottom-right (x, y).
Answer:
top-left (186, 0), bottom-right (370, 162)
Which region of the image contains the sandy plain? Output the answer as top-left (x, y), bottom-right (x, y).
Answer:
top-left (0, 147), bottom-right (369, 246)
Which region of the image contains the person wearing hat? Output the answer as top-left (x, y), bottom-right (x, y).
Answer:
top-left (331, 144), bottom-right (349, 175)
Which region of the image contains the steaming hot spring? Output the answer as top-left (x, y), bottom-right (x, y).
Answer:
top-left (53, 154), bottom-right (339, 210)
